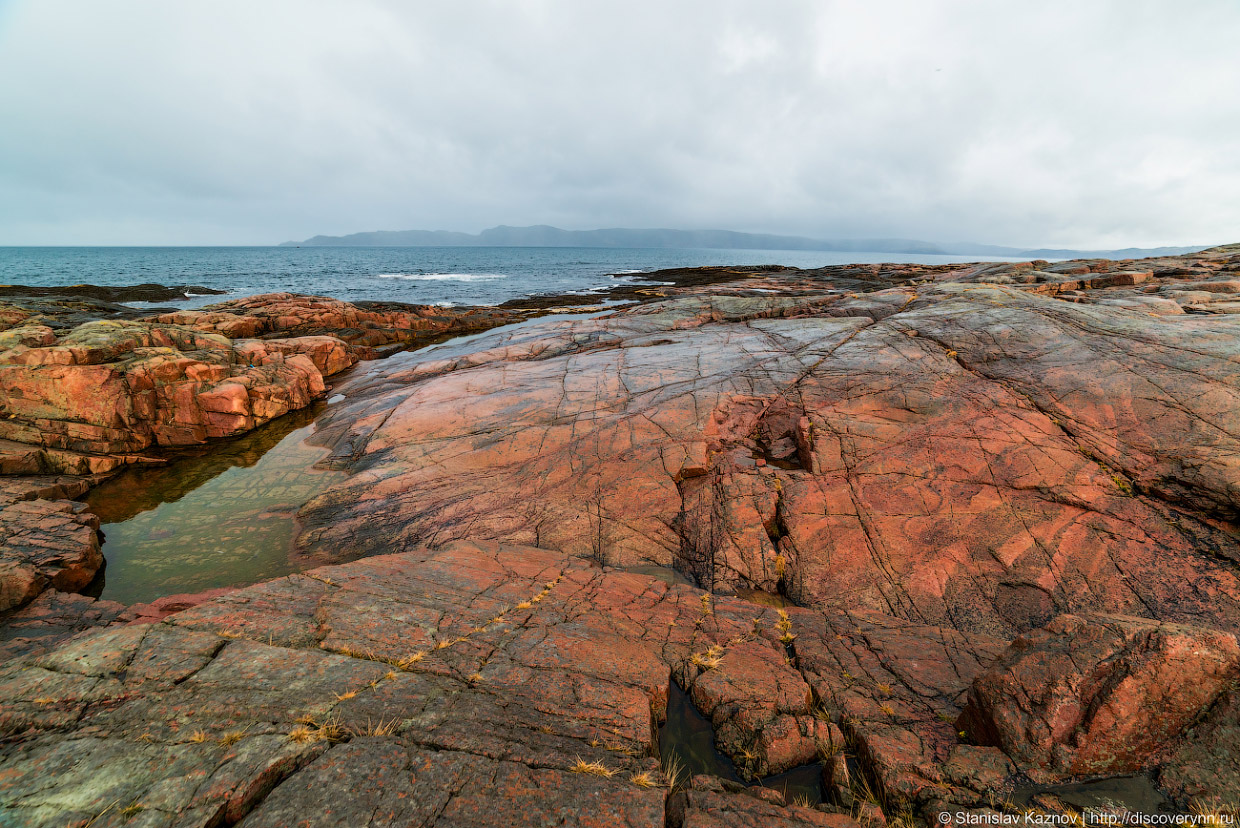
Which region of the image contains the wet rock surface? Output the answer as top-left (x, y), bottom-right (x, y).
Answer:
top-left (0, 283), bottom-right (225, 303)
top-left (4, 246), bottom-right (1240, 822)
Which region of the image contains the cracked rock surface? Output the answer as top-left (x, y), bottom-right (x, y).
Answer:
top-left (300, 248), bottom-right (1240, 644)
top-left (5, 245), bottom-right (1240, 823)
top-left (0, 542), bottom-right (879, 827)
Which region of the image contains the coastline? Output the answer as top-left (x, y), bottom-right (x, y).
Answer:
top-left (1, 246), bottom-right (1239, 824)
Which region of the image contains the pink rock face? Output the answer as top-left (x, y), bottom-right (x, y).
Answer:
top-left (150, 292), bottom-right (525, 351)
top-left (0, 296), bottom-right (525, 466)
top-left (0, 320), bottom-right (334, 454)
top-left (4, 249), bottom-right (1240, 822)
top-left (958, 613), bottom-right (1240, 779)
top-left (0, 494), bottom-right (101, 613)
top-left (122, 585), bottom-right (238, 624)
top-left (0, 542), bottom-right (875, 827)
top-left (299, 283), bottom-right (1240, 643)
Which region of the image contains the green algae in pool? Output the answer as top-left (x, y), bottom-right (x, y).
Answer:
top-left (84, 404), bottom-right (344, 605)
top-left (660, 680), bottom-right (824, 804)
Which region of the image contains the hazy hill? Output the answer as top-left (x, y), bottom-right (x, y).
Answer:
top-left (280, 225), bottom-right (1209, 259)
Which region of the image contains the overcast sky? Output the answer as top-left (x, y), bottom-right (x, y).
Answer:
top-left (1, 1), bottom-right (1237, 247)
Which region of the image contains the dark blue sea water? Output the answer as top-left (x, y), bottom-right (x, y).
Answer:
top-left (0, 246), bottom-right (1012, 309)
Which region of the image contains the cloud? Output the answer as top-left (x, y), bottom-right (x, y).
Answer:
top-left (0, 0), bottom-right (1237, 246)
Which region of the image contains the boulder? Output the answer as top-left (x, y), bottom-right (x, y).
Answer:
top-left (958, 613), bottom-right (1240, 780)
top-left (0, 496), bottom-right (101, 613)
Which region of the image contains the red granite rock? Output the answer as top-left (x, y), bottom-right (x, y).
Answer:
top-left (0, 320), bottom-right (332, 454)
top-left (4, 247), bottom-right (1240, 823)
top-left (0, 542), bottom-right (867, 827)
top-left (958, 613), bottom-right (1240, 781)
top-left (299, 274), bottom-right (1240, 646)
top-left (0, 495), bottom-right (101, 613)
top-left (150, 292), bottom-right (525, 352)
top-left (0, 589), bottom-right (125, 661)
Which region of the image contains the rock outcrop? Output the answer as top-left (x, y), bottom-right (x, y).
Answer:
top-left (0, 477), bottom-right (102, 614)
top-left (150, 293), bottom-right (524, 354)
top-left (5, 246), bottom-right (1240, 822)
top-left (958, 613), bottom-right (1240, 780)
top-left (0, 294), bottom-right (528, 616)
top-left (0, 320), bottom-right (332, 458)
top-left (297, 256), bottom-right (1240, 644)
top-left (0, 542), bottom-right (876, 828)
top-left (0, 293), bottom-right (527, 467)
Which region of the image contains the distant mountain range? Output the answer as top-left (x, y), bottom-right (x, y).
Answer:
top-left (279, 225), bottom-right (1208, 260)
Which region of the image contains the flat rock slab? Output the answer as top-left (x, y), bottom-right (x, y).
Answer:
top-left (0, 542), bottom-right (881, 827)
top-left (299, 280), bottom-right (1240, 646)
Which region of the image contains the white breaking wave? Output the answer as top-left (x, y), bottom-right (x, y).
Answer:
top-left (377, 272), bottom-right (509, 282)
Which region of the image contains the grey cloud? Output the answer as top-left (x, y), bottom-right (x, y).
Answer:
top-left (0, 0), bottom-right (1237, 246)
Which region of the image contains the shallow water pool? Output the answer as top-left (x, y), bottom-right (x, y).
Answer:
top-left (84, 403), bottom-right (344, 605)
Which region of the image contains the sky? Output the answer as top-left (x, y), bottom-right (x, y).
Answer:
top-left (1, 1), bottom-right (1238, 248)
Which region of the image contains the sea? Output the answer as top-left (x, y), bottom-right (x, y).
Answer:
top-left (0, 246), bottom-right (1016, 309)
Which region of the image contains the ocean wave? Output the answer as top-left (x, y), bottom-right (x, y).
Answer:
top-left (377, 273), bottom-right (508, 282)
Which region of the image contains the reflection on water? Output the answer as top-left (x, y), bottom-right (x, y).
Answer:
top-left (84, 404), bottom-right (344, 605)
top-left (660, 680), bottom-right (823, 804)
top-left (622, 564), bottom-right (695, 587)
top-left (735, 587), bottom-right (796, 608)
top-left (1011, 774), bottom-right (1174, 814)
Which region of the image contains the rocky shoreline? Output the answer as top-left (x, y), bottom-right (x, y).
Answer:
top-left (2, 247), bottom-right (1240, 825)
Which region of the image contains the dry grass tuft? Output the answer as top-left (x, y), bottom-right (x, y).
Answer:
top-left (186, 730), bottom-right (209, 744)
top-left (218, 730), bottom-right (246, 747)
top-left (690, 650), bottom-right (722, 670)
top-left (314, 719), bottom-right (346, 743)
top-left (776, 608), bottom-right (796, 644)
top-left (288, 725), bottom-right (316, 743)
top-left (661, 753), bottom-right (686, 790)
top-left (629, 770), bottom-right (659, 788)
top-left (119, 802), bottom-right (146, 819)
top-left (1190, 801), bottom-right (1238, 828)
top-left (397, 651), bottom-right (426, 669)
top-left (352, 717), bottom-right (399, 737)
top-left (570, 756), bottom-right (618, 777)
